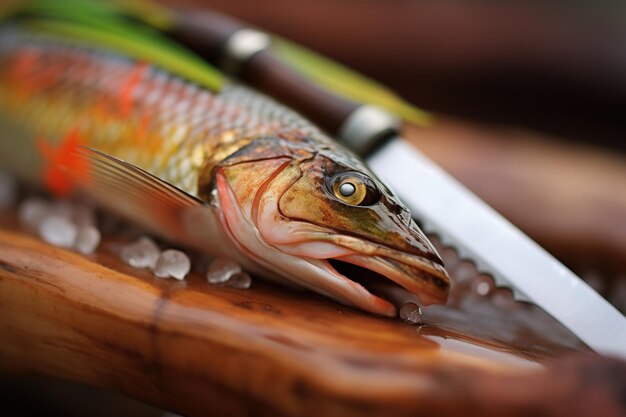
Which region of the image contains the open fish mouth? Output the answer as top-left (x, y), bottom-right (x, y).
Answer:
top-left (331, 254), bottom-right (449, 304)
top-left (316, 250), bottom-right (450, 316)
top-left (259, 227), bottom-right (451, 317)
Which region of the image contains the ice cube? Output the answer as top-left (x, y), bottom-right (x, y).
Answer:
top-left (74, 225), bottom-right (101, 255)
top-left (121, 236), bottom-right (160, 269)
top-left (38, 215), bottom-right (78, 248)
top-left (18, 197), bottom-right (50, 228)
top-left (226, 272), bottom-right (252, 289)
top-left (399, 302), bottom-right (422, 324)
top-left (153, 249), bottom-right (190, 280)
top-left (206, 258), bottom-right (242, 284)
top-left (0, 171), bottom-right (17, 209)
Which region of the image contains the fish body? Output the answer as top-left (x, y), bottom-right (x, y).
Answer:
top-left (0, 26), bottom-right (449, 315)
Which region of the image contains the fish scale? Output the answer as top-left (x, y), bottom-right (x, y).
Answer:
top-left (0, 27), bottom-right (317, 196)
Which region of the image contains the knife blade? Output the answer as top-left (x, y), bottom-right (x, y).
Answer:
top-left (168, 9), bottom-right (626, 358)
top-left (367, 136), bottom-right (626, 359)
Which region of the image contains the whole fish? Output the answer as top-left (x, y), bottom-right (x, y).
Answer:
top-left (0, 22), bottom-right (449, 315)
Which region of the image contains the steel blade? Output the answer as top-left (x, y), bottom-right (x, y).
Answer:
top-left (367, 137), bottom-right (626, 359)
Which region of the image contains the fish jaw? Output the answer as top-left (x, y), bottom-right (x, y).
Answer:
top-left (331, 255), bottom-right (449, 306)
top-left (271, 237), bottom-right (450, 307)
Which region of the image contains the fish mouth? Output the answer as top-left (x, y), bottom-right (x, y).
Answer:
top-left (331, 254), bottom-right (449, 305)
top-left (316, 244), bottom-right (450, 316)
top-left (271, 233), bottom-right (451, 317)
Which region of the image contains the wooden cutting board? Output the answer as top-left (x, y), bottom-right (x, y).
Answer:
top-left (2, 220), bottom-right (624, 417)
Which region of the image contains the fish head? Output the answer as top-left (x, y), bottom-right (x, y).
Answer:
top-left (213, 137), bottom-right (450, 316)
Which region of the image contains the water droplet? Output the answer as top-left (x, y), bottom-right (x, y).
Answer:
top-left (74, 225), bottom-right (101, 255)
top-left (475, 282), bottom-right (490, 296)
top-left (226, 272), bottom-right (252, 289)
top-left (206, 258), bottom-right (242, 284)
top-left (121, 236), bottom-right (160, 269)
top-left (153, 249), bottom-right (190, 280)
top-left (399, 302), bottom-right (422, 324)
top-left (38, 215), bottom-right (78, 248)
top-left (471, 274), bottom-right (493, 296)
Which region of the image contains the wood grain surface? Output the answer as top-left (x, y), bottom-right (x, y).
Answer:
top-left (0, 221), bottom-right (623, 417)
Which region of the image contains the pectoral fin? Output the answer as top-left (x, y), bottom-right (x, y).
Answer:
top-left (68, 147), bottom-right (210, 244)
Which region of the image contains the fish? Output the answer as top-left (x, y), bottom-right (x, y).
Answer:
top-left (0, 9), bottom-right (449, 316)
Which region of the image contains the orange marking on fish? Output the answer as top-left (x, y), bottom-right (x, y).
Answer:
top-left (36, 129), bottom-right (89, 197)
top-left (135, 108), bottom-right (155, 146)
top-left (10, 50), bottom-right (67, 99)
top-left (9, 50), bottom-right (37, 81)
top-left (118, 62), bottom-right (148, 118)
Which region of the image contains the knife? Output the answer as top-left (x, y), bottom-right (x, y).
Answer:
top-left (168, 10), bottom-right (626, 358)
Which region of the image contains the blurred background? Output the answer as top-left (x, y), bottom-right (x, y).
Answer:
top-left (3, 0), bottom-right (626, 415)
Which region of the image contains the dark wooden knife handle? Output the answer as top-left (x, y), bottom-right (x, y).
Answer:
top-left (241, 51), bottom-right (358, 134)
top-left (171, 10), bottom-right (241, 66)
top-left (171, 10), bottom-right (360, 136)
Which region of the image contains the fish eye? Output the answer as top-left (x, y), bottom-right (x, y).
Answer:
top-left (330, 172), bottom-right (381, 206)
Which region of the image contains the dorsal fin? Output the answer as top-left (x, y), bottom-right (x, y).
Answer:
top-left (68, 147), bottom-right (214, 246)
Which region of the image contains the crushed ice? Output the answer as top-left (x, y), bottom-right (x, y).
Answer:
top-left (399, 302), bottom-right (422, 324)
top-left (206, 258), bottom-right (242, 284)
top-left (18, 197), bottom-right (50, 228)
top-left (226, 271), bottom-right (252, 289)
top-left (153, 249), bottom-right (190, 280)
top-left (121, 236), bottom-right (160, 269)
top-left (13, 191), bottom-right (250, 287)
top-left (18, 197), bottom-right (101, 255)
top-left (38, 215), bottom-right (78, 248)
top-left (74, 225), bottom-right (101, 255)
top-left (205, 258), bottom-right (252, 288)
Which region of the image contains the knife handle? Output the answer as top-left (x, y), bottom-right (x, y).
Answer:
top-left (171, 10), bottom-right (399, 156)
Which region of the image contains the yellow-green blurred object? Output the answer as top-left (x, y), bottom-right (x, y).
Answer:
top-left (0, 0), bottom-right (223, 91)
top-left (273, 39), bottom-right (432, 126)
